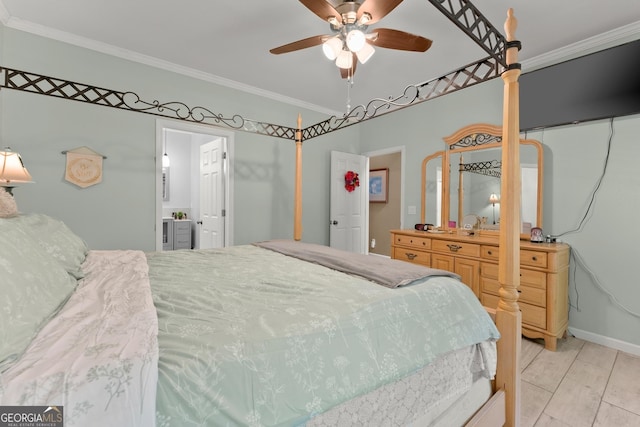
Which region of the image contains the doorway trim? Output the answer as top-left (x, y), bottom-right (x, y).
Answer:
top-left (155, 119), bottom-right (234, 250)
top-left (362, 145), bottom-right (406, 250)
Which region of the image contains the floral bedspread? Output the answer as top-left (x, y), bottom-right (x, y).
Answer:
top-left (148, 245), bottom-right (499, 427)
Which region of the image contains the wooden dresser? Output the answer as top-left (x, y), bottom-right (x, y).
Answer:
top-left (391, 229), bottom-right (570, 351)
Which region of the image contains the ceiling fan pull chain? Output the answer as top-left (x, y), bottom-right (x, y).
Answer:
top-left (347, 76), bottom-right (353, 114)
top-left (345, 75), bottom-right (353, 113)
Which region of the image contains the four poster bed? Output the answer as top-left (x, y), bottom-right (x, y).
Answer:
top-left (0, 4), bottom-right (523, 427)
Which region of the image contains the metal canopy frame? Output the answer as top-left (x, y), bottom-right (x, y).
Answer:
top-left (460, 159), bottom-right (502, 178)
top-left (0, 0), bottom-right (508, 142)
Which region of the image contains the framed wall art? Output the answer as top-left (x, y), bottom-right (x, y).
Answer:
top-left (369, 168), bottom-right (389, 203)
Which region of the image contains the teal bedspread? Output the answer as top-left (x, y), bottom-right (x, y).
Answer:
top-left (147, 245), bottom-right (499, 427)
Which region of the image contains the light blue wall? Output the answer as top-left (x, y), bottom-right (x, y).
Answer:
top-left (2, 25), bottom-right (640, 349)
top-left (1, 27), bottom-right (354, 250)
top-left (528, 117), bottom-right (640, 348)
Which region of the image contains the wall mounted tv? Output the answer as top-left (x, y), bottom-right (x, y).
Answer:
top-left (520, 38), bottom-right (640, 131)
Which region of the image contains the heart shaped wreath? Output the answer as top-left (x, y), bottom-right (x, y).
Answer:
top-left (344, 170), bottom-right (360, 192)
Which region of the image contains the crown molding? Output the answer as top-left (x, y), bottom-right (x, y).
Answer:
top-left (1, 15), bottom-right (340, 117)
top-left (521, 20), bottom-right (640, 72)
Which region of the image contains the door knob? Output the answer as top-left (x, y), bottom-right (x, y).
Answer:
top-left (330, 220), bottom-right (338, 225)
top-left (196, 220), bottom-right (203, 225)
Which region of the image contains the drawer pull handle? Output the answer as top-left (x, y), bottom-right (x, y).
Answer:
top-left (532, 256), bottom-right (538, 261)
top-left (405, 253), bottom-right (417, 260)
top-left (487, 250), bottom-right (493, 255)
top-left (447, 244), bottom-right (462, 252)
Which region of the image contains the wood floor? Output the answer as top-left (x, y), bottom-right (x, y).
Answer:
top-left (521, 336), bottom-right (640, 426)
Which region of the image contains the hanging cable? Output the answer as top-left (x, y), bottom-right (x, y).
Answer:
top-left (570, 246), bottom-right (640, 319)
top-left (550, 117), bottom-right (640, 319)
top-left (552, 118), bottom-right (614, 239)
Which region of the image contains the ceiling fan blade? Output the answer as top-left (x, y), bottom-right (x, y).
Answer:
top-left (357, 0), bottom-right (404, 25)
top-left (340, 53), bottom-right (357, 79)
top-left (368, 28), bottom-right (432, 52)
top-left (299, 0), bottom-right (341, 23)
top-left (269, 35), bottom-right (328, 55)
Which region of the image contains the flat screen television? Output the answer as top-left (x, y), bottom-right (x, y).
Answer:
top-left (520, 38), bottom-right (640, 131)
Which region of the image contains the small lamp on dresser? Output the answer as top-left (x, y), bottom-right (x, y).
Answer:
top-left (489, 193), bottom-right (500, 224)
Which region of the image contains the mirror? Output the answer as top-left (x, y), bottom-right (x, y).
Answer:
top-left (422, 123), bottom-right (543, 234)
top-left (421, 151), bottom-right (444, 227)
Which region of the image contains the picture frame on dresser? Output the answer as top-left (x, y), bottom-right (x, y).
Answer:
top-left (369, 168), bottom-right (388, 203)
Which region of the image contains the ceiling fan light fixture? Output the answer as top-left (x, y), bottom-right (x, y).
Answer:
top-left (346, 29), bottom-right (366, 52)
top-left (335, 49), bottom-right (353, 69)
top-left (355, 42), bottom-right (375, 64)
top-left (322, 37), bottom-right (343, 60)
top-left (327, 16), bottom-right (340, 28)
top-left (358, 12), bottom-right (372, 26)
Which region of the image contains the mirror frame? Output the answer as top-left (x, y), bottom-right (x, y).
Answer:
top-left (422, 123), bottom-right (544, 237)
top-left (420, 150), bottom-right (445, 225)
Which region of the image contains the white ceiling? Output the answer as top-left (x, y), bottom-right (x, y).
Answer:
top-left (1, 0), bottom-right (639, 115)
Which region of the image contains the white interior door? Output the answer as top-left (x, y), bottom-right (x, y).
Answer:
top-left (330, 151), bottom-right (368, 253)
top-left (199, 139), bottom-right (224, 249)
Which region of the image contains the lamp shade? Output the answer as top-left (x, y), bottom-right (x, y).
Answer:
top-left (346, 29), bottom-right (366, 52)
top-left (335, 49), bottom-right (354, 69)
top-left (355, 42), bottom-right (375, 64)
top-left (0, 148), bottom-right (33, 186)
top-left (322, 37), bottom-right (342, 61)
top-left (489, 193), bottom-right (500, 204)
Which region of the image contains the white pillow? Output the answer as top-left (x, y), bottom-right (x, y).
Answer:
top-left (0, 187), bottom-right (18, 218)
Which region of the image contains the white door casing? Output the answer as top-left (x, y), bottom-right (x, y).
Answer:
top-left (156, 119), bottom-right (234, 251)
top-left (330, 151), bottom-right (368, 254)
top-left (199, 139), bottom-right (225, 249)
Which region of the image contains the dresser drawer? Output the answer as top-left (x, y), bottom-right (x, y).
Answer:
top-left (482, 263), bottom-right (547, 290)
top-left (174, 220), bottom-right (191, 232)
top-left (520, 285), bottom-right (546, 307)
top-left (521, 249), bottom-right (547, 268)
top-left (481, 262), bottom-right (498, 279)
top-left (393, 247), bottom-right (431, 266)
top-left (175, 233), bottom-right (191, 245)
top-left (481, 246), bottom-right (548, 269)
top-left (480, 293), bottom-right (547, 329)
top-left (481, 245), bottom-right (499, 261)
top-left (480, 277), bottom-right (545, 306)
top-left (521, 269), bottom-right (547, 289)
top-left (480, 277), bottom-right (499, 296)
top-left (394, 234), bottom-right (431, 250)
top-left (521, 301), bottom-right (547, 329)
top-left (432, 240), bottom-right (480, 257)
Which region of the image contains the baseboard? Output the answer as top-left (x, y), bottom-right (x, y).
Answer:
top-left (568, 327), bottom-right (640, 357)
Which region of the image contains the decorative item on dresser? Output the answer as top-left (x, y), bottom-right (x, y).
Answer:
top-left (391, 229), bottom-right (570, 351)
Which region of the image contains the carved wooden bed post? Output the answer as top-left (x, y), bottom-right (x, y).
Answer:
top-left (497, 8), bottom-right (523, 427)
top-left (294, 113), bottom-right (303, 241)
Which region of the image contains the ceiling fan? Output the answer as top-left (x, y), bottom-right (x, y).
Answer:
top-left (269, 0), bottom-right (432, 79)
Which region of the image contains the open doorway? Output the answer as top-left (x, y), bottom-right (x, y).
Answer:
top-left (155, 120), bottom-right (234, 251)
top-left (364, 146), bottom-right (404, 257)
